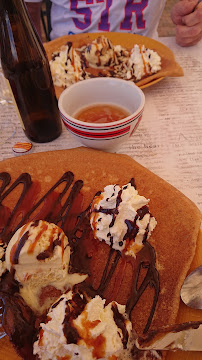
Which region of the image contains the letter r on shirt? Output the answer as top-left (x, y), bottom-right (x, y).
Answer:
top-left (120, 0), bottom-right (148, 30)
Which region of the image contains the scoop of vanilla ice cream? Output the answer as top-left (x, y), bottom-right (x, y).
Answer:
top-left (33, 290), bottom-right (132, 360)
top-left (90, 182), bottom-right (157, 257)
top-left (5, 220), bottom-right (87, 314)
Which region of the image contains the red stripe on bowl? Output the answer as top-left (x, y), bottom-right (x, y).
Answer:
top-left (129, 115), bottom-right (142, 137)
top-left (60, 109), bottom-right (143, 130)
top-left (61, 114), bottom-right (141, 133)
top-left (63, 121), bottom-right (130, 138)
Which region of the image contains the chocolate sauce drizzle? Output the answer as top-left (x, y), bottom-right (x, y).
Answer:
top-left (93, 248), bottom-right (121, 295)
top-left (112, 302), bottom-right (129, 349)
top-left (126, 242), bottom-right (160, 333)
top-left (0, 171), bottom-right (83, 244)
top-left (0, 171), bottom-right (160, 353)
top-left (0, 172), bottom-right (11, 195)
top-left (63, 292), bottom-right (87, 344)
top-left (12, 231), bottom-right (29, 265)
top-left (0, 173), bottom-right (32, 243)
top-left (83, 242), bottom-right (159, 333)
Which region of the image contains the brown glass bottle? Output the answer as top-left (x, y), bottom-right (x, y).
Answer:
top-left (0, 0), bottom-right (62, 143)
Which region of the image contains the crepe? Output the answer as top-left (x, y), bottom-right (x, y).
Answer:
top-left (44, 32), bottom-right (184, 99)
top-left (0, 147), bottom-right (201, 360)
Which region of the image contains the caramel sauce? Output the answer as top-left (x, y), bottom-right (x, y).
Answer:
top-left (38, 328), bottom-right (44, 346)
top-left (91, 335), bottom-right (106, 359)
top-left (78, 310), bottom-right (106, 358)
top-left (37, 231), bottom-right (66, 260)
top-left (74, 104), bottom-right (130, 124)
top-left (28, 222), bottom-right (48, 254)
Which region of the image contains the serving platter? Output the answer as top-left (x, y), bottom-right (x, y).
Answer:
top-left (0, 148), bottom-right (201, 360)
top-left (44, 32), bottom-right (184, 99)
top-left (140, 76), bottom-right (164, 89)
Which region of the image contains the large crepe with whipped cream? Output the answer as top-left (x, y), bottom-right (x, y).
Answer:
top-left (44, 33), bottom-right (184, 99)
top-left (0, 147), bottom-right (201, 360)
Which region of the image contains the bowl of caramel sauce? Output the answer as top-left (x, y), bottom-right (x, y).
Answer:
top-left (58, 78), bottom-right (145, 151)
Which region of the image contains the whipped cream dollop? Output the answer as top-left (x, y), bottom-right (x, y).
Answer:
top-left (84, 36), bottom-right (118, 68)
top-left (33, 290), bottom-right (132, 360)
top-left (50, 36), bottom-right (161, 88)
top-left (5, 220), bottom-right (87, 314)
top-left (126, 45), bottom-right (161, 81)
top-left (50, 42), bottom-right (88, 88)
top-left (90, 181), bottom-right (157, 257)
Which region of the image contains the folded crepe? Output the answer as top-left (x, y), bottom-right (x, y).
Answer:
top-left (0, 148), bottom-right (201, 360)
top-left (44, 32), bottom-right (184, 99)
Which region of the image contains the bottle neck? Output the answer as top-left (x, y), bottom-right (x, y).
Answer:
top-left (0, 0), bottom-right (46, 73)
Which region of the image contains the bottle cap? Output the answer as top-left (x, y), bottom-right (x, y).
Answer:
top-left (12, 142), bottom-right (33, 155)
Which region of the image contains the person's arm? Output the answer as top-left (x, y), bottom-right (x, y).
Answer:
top-left (171, 0), bottom-right (202, 46)
top-left (25, 1), bottom-right (42, 39)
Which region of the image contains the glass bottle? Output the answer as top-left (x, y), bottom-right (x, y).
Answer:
top-left (0, 0), bottom-right (62, 143)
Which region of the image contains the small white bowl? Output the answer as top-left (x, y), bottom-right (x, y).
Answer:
top-left (58, 78), bottom-right (145, 151)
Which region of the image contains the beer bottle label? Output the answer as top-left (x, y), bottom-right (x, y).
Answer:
top-left (5, 79), bottom-right (25, 131)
